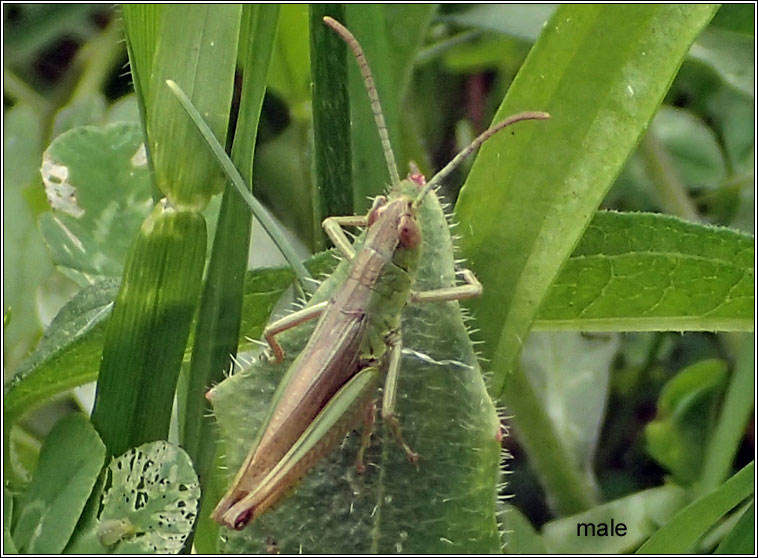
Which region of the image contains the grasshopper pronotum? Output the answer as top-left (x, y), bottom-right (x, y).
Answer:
top-left (209, 16), bottom-right (549, 531)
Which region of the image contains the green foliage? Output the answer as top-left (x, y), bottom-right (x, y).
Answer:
top-left (455, 4), bottom-right (722, 400)
top-left (37, 123), bottom-right (153, 284)
top-left (70, 441), bottom-right (200, 553)
top-left (11, 414), bottom-right (105, 554)
top-left (638, 462), bottom-right (754, 554)
top-left (645, 359), bottom-right (728, 484)
top-left (535, 211), bottom-right (754, 330)
top-left (3, 3), bottom-right (753, 555)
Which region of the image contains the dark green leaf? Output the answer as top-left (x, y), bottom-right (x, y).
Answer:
top-left (310, 4), bottom-right (352, 246)
top-left (645, 359), bottom-right (728, 484)
top-left (4, 279), bottom-right (118, 426)
top-left (91, 204), bottom-right (207, 456)
top-left (11, 414), bottom-right (105, 554)
top-left (715, 501), bottom-right (755, 554)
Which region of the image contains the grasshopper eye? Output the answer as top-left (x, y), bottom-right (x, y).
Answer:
top-left (398, 215), bottom-right (421, 248)
top-left (367, 195), bottom-right (388, 226)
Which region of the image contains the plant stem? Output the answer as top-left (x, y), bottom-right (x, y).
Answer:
top-left (639, 131), bottom-right (701, 222)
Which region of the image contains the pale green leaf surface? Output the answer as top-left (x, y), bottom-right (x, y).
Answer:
top-left (454, 5), bottom-right (719, 399)
top-left (65, 441), bottom-right (200, 554)
top-left (7, 425), bottom-right (42, 486)
top-left (4, 487), bottom-right (18, 554)
top-left (51, 93), bottom-right (107, 139)
top-left (521, 332), bottom-right (619, 481)
top-left (651, 107), bottom-right (727, 189)
top-left (11, 414), bottom-right (105, 554)
top-left (3, 104), bottom-right (53, 369)
top-left (501, 504), bottom-right (548, 554)
top-left (637, 461), bottom-right (754, 553)
top-left (100, 442), bottom-right (200, 553)
top-left (542, 485), bottom-right (688, 553)
top-left (37, 123), bottom-right (153, 285)
top-left (105, 94), bottom-right (140, 124)
top-left (534, 211), bottom-right (754, 331)
top-left (690, 27), bottom-right (754, 97)
top-left (438, 4), bottom-right (557, 41)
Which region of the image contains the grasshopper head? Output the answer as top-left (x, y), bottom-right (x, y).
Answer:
top-left (366, 194), bottom-right (422, 274)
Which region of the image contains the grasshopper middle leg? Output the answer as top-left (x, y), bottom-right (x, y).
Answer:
top-left (263, 301), bottom-right (328, 362)
top-left (411, 268), bottom-right (482, 303)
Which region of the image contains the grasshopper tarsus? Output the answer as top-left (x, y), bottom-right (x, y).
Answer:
top-left (355, 399), bottom-right (377, 474)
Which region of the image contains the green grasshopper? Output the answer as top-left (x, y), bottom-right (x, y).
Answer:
top-left (209, 16), bottom-right (549, 531)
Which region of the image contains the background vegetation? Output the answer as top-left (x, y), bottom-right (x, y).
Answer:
top-left (3, 3), bottom-right (754, 554)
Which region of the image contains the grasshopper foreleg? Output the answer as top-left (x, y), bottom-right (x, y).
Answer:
top-left (322, 215), bottom-right (367, 261)
top-left (263, 301), bottom-right (328, 362)
top-left (322, 196), bottom-right (389, 260)
top-left (382, 332), bottom-right (419, 465)
top-left (411, 268), bottom-right (482, 304)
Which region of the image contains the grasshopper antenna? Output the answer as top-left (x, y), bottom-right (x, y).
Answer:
top-left (414, 111), bottom-right (551, 205)
top-left (323, 16), bottom-right (401, 188)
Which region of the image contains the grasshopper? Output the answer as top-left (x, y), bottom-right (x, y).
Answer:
top-left (209, 16), bottom-right (549, 531)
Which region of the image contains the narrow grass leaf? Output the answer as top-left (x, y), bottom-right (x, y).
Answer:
top-left (637, 461), bottom-right (754, 553)
top-left (146, 4), bottom-right (240, 208)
